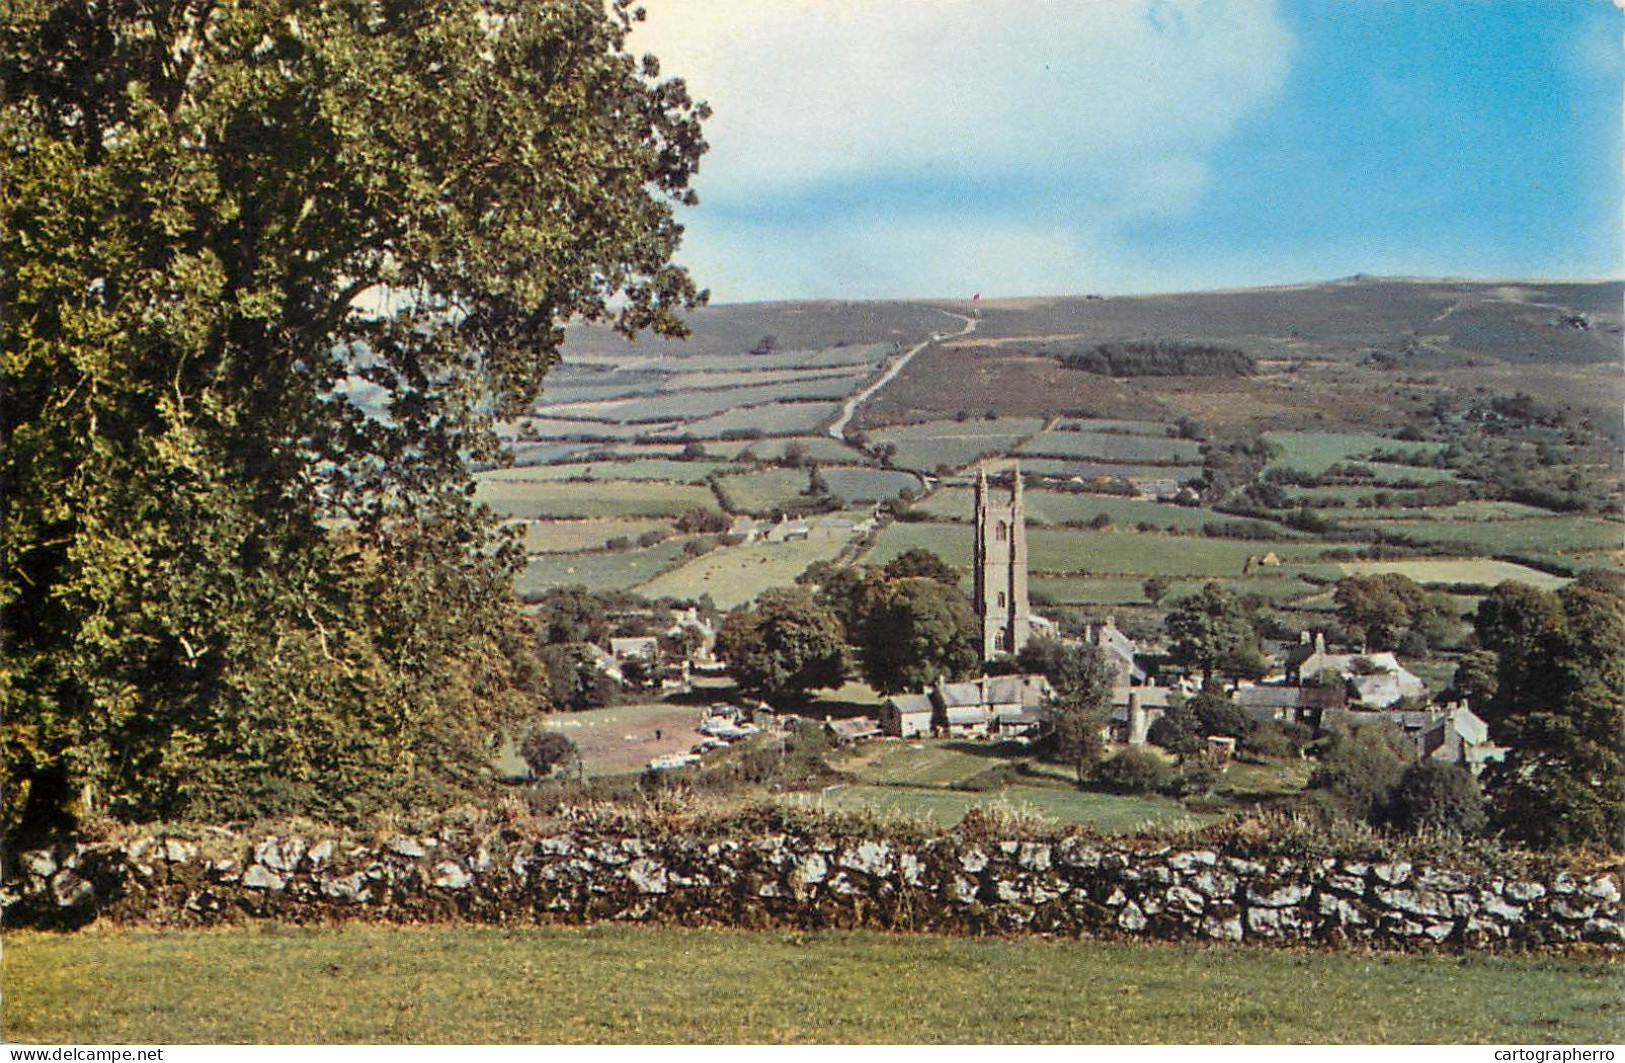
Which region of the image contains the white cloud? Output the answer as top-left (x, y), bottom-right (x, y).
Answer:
top-left (633, 0), bottom-right (1296, 298)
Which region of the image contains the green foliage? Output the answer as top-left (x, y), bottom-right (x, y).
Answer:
top-left (1333, 573), bottom-right (1456, 652)
top-left (1018, 637), bottom-right (1114, 785)
top-left (1384, 762), bottom-right (1487, 836)
top-left (1055, 340), bottom-right (1256, 378)
top-left (880, 548), bottom-right (960, 587)
top-left (1475, 576), bottom-right (1625, 849)
top-left (858, 578), bottom-right (979, 696)
top-left (1147, 706), bottom-right (1203, 758)
top-left (1307, 721), bottom-right (1412, 825)
top-left (1162, 583), bottom-right (1261, 681)
top-left (519, 730), bottom-right (579, 780)
top-left (533, 586), bottom-right (611, 646)
top-left (715, 588), bottom-right (848, 703)
top-left (538, 643), bottom-right (620, 712)
top-left (1093, 748), bottom-right (1175, 794)
top-left (0, 0), bottom-right (706, 837)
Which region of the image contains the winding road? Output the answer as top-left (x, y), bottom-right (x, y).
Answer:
top-left (827, 309), bottom-right (977, 442)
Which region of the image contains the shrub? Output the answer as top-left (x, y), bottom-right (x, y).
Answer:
top-left (1385, 761), bottom-right (1487, 835)
top-left (1093, 748), bottom-right (1174, 794)
top-left (519, 730), bottom-right (579, 779)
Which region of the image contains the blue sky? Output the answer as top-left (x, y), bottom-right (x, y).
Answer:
top-left (634, 1), bottom-right (1622, 302)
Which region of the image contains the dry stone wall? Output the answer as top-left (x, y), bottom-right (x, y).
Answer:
top-left (4, 826), bottom-right (1619, 952)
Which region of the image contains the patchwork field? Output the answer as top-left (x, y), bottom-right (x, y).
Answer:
top-left (661, 401), bottom-right (841, 439)
top-left (475, 480), bottom-right (719, 520)
top-left (514, 537), bottom-right (707, 596)
top-left (479, 459), bottom-right (730, 484)
top-left (1263, 431), bottom-right (1448, 474)
top-left (866, 523), bottom-right (1346, 578)
top-left (8, 925), bottom-right (1618, 1044)
top-left (510, 518), bottom-right (673, 554)
top-left (1016, 458), bottom-right (1203, 483)
top-left (865, 418), bottom-right (1047, 473)
top-left (1341, 515), bottom-right (1624, 556)
top-left (912, 488), bottom-right (1264, 533)
top-left (636, 538), bottom-right (850, 609)
top-left (1019, 429), bottom-right (1201, 463)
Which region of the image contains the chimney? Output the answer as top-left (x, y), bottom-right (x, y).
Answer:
top-left (1299, 630), bottom-right (1310, 645)
top-left (1314, 632), bottom-right (1326, 654)
top-left (1128, 692), bottom-right (1149, 746)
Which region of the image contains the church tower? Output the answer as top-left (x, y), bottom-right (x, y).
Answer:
top-left (973, 462), bottom-right (1031, 661)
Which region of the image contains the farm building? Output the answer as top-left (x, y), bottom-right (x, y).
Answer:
top-left (878, 693), bottom-right (935, 738)
top-left (824, 716), bottom-right (883, 745)
top-left (932, 674), bottom-right (1054, 738)
top-left (1105, 686), bottom-right (1175, 745)
top-left (1235, 683), bottom-right (1348, 727)
top-left (1319, 705), bottom-right (1500, 770)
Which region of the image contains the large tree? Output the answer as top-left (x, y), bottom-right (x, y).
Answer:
top-left (1017, 636), bottom-right (1113, 785)
top-left (2, 0), bottom-right (707, 836)
top-left (1474, 576), bottom-right (1625, 849)
top-left (858, 577), bottom-right (979, 695)
top-left (715, 589), bottom-right (848, 704)
top-left (1162, 583), bottom-right (1260, 682)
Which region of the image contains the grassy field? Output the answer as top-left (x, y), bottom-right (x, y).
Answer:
top-left (866, 417), bottom-right (1047, 472)
top-left (511, 518), bottom-right (673, 554)
top-left (1029, 574), bottom-right (1321, 607)
top-left (782, 783), bottom-right (1224, 833)
top-left (480, 458), bottom-right (730, 483)
top-left (475, 479), bottom-right (719, 520)
top-left (8, 924), bottom-right (1619, 1043)
top-left (1337, 558), bottom-right (1571, 590)
top-left (867, 523), bottom-right (1347, 578)
top-left (715, 467), bottom-right (817, 514)
top-left (661, 401), bottom-right (841, 439)
top-left (1341, 515), bottom-right (1624, 555)
top-left (637, 537), bottom-right (850, 608)
top-left (496, 702), bottom-right (716, 777)
top-left (1017, 458), bottom-right (1204, 483)
top-left (914, 487), bottom-right (1260, 533)
top-left (1263, 431), bottom-right (1447, 474)
top-left (515, 538), bottom-right (704, 596)
top-left (1019, 429), bottom-right (1201, 463)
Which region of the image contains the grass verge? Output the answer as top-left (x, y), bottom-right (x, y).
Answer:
top-left (5, 924), bottom-right (1619, 1044)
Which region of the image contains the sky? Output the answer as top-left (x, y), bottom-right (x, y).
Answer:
top-left (631, 0), bottom-right (1624, 302)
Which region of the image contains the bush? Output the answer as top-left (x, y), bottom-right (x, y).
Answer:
top-left (1385, 761), bottom-right (1487, 835)
top-left (1093, 748), bottom-right (1174, 794)
top-left (1160, 762), bottom-right (1220, 798)
top-left (519, 729), bottom-right (578, 779)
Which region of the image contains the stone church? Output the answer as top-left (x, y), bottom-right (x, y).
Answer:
top-left (973, 463), bottom-right (1032, 660)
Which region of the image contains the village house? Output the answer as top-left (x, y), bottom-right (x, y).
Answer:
top-left (1081, 616), bottom-right (1146, 685)
top-left (1320, 703), bottom-right (1501, 772)
top-left (877, 674), bottom-right (1055, 740)
top-left (1105, 686), bottom-right (1175, 745)
top-left (1235, 683), bottom-right (1348, 728)
top-left (823, 716), bottom-right (883, 746)
top-left (1283, 631), bottom-right (1427, 708)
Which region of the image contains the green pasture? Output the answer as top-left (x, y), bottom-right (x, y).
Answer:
top-left (818, 466), bottom-right (922, 503)
top-left (658, 365), bottom-right (870, 392)
top-left (834, 740), bottom-right (1005, 788)
top-left (1056, 417), bottom-right (1171, 435)
top-left (545, 376), bottom-right (863, 423)
top-left (913, 487), bottom-right (1266, 533)
top-left (665, 342), bottom-right (888, 374)
top-left (867, 418), bottom-right (1047, 472)
top-left (637, 537), bottom-right (849, 609)
top-left (475, 479), bottom-right (719, 520)
top-left (1029, 573), bottom-right (1321, 607)
top-left (511, 518), bottom-right (673, 554)
top-left (1342, 515), bottom-right (1624, 555)
top-left (866, 523), bottom-right (1349, 578)
top-left (1345, 500), bottom-right (1559, 521)
top-left (781, 783), bottom-right (1219, 834)
top-left (512, 416), bottom-right (676, 440)
top-left (1263, 431), bottom-right (1447, 474)
top-left (1017, 458), bottom-right (1204, 483)
top-left (506, 442), bottom-right (590, 466)
top-left (515, 538), bottom-right (703, 595)
top-left (868, 417), bottom-right (1048, 440)
top-left (1337, 558), bottom-right (1571, 591)
top-left (479, 459), bottom-right (731, 484)
top-left (9, 925), bottom-right (1617, 1044)
top-left (715, 467), bottom-right (818, 514)
top-left (664, 401), bottom-right (840, 439)
top-left (720, 435), bottom-right (866, 463)
top-left (1020, 429), bottom-right (1200, 463)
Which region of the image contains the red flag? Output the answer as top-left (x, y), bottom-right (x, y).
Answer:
top-left (972, 292), bottom-right (981, 301)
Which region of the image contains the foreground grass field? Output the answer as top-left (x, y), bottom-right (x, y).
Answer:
top-left (6, 925), bottom-right (1619, 1044)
